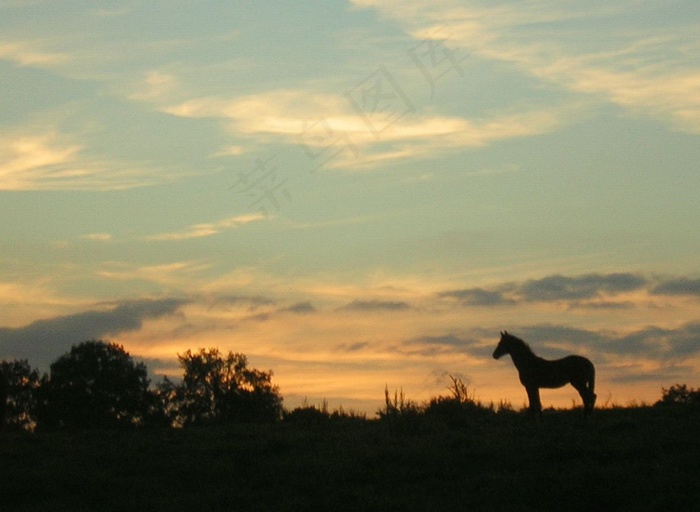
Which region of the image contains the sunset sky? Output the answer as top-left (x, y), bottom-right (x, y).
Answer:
top-left (2, 1), bottom-right (699, 414)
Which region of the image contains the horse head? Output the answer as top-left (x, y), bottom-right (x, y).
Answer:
top-left (492, 330), bottom-right (511, 359)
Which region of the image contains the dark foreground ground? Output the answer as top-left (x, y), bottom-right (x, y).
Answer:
top-left (1, 406), bottom-right (699, 511)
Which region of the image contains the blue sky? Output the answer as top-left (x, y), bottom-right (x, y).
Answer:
top-left (2, 1), bottom-right (699, 413)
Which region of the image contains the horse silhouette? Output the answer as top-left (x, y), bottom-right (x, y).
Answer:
top-left (493, 331), bottom-right (596, 416)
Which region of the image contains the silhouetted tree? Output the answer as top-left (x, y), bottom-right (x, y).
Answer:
top-left (0, 360), bottom-right (42, 431)
top-left (172, 348), bottom-right (282, 425)
top-left (41, 340), bottom-right (152, 429)
top-left (152, 376), bottom-right (187, 428)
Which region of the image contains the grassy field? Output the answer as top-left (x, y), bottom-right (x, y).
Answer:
top-left (1, 406), bottom-right (699, 511)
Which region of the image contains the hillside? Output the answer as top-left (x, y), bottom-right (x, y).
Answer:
top-left (1, 405), bottom-right (698, 511)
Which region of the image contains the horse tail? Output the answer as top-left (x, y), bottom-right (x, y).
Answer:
top-left (588, 360), bottom-right (597, 408)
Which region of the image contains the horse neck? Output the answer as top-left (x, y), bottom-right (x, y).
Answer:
top-left (508, 342), bottom-right (537, 369)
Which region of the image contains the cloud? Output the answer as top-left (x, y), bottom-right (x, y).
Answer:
top-left (519, 324), bottom-right (607, 349)
top-left (354, 0), bottom-right (700, 133)
top-left (567, 300), bottom-right (636, 310)
top-left (145, 213), bottom-right (266, 241)
top-left (337, 341), bottom-right (371, 352)
top-left (0, 132), bottom-right (173, 191)
top-left (81, 233), bottom-right (113, 242)
top-left (0, 133), bottom-right (82, 189)
top-left (436, 272), bottom-right (647, 309)
top-left (405, 334), bottom-right (477, 354)
top-left (339, 299), bottom-right (412, 312)
top-left (0, 298), bottom-right (189, 371)
top-left (438, 287), bottom-right (512, 306)
top-left (0, 40), bottom-right (70, 67)
top-left (518, 273), bottom-right (646, 301)
top-left (651, 278), bottom-right (700, 297)
top-left (611, 323), bottom-right (700, 361)
top-left (164, 89), bottom-right (574, 168)
top-left (98, 260), bottom-right (212, 288)
top-left (606, 364), bottom-right (696, 384)
top-left (207, 295), bottom-right (276, 312)
top-left (518, 321), bottom-right (700, 362)
top-left (281, 302), bottom-right (316, 314)
top-left (213, 145), bottom-right (245, 157)
top-left (128, 70), bottom-right (179, 102)
top-left (610, 327), bottom-right (670, 359)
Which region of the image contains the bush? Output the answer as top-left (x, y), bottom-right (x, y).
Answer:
top-left (377, 386), bottom-right (421, 420)
top-left (424, 376), bottom-right (494, 427)
top-left (284, 402), bottom-right (331, 425)
top-left (656, 384), bottom-right (700, 406)
top-left (284, 400), bottom-right (367, 426)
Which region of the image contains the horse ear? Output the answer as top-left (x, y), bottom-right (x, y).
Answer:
top-left (504, 330), bottom-right (508, 335)
top-left (500, 331), bottom-right (504, 335)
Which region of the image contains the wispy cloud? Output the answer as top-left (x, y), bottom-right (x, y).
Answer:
top-left (0, 133), bottom-right (82, 189)
top-left (81, 233), bottom-right (113, 242)
top-left (0, 132), bottom-right (174, 191)
top-left (519, 42), bottom-right (700, 134)
top-left (98, 260), bottom-right (213, 289)
top-left (0, 40), bottom-right (70, 67)
top-left (128, 70), bottom-right (180, 102)
top-left (145, 213), bottom-right (266, 241)
top-left (165, 89), bottom-right (575, 167)
top-left (354, 0), bottom-right (700, 133)
top-left (0, 280), bottom-right (76, 315)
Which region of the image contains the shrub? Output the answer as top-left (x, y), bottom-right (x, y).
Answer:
top-left (656, 384), bottom-right (700, 406)
top-left (377, 386), bottom-right (421, 420)
top-left (424, 376), bottom-right (494, 427)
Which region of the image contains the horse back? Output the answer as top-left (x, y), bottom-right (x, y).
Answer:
top-left (558, 355), bottom-right (595, 380)
top-left (522, 355), bottom-right (594, 389)
top-left (563, 354), bottom-right (594, 369)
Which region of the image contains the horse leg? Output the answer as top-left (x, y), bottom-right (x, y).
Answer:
top-left (573, 383), bottom-right (588, 415)
top-left (525, 386), bottom-right (542, 416)
top-left (572, 380), bottom-right (596, 416)
top-left (586, 380), bottom-right (597, 416)
top-left (588, 370), bottom-right (597, 413)
top-left (583, 363), bottom-right (597, 416)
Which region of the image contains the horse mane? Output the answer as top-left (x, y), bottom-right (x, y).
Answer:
top-left (505, 332), bottom-right (536, 357)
